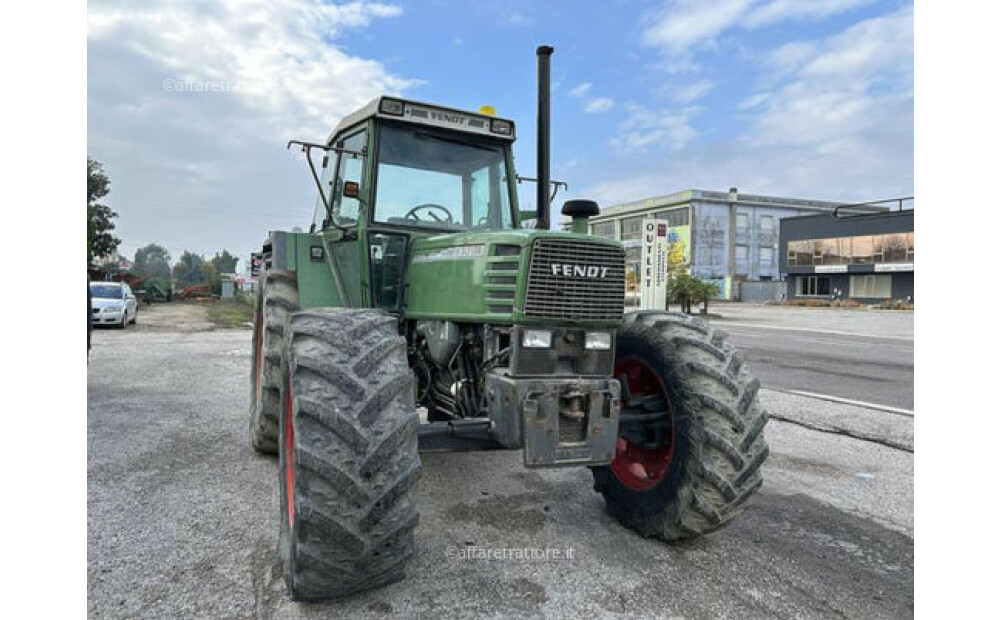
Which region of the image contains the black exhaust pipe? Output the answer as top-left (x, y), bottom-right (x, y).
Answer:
top-left (536, 45), bottom-right (553, 230)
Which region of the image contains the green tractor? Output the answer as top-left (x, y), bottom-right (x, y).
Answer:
top-left (249, 46), bottom-right (768, 601)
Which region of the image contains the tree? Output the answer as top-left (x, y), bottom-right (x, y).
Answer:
top-left (668, 272), bottom-right (719, 315)
top-left (669, 272), bottom-right (696, 314)
top-left (87, 158), bottom-right (120, 266)
top-left (97, 258), bottom-right (121, 275)
top-left (134, 244), bottom-right (172, 280)
top-left (210, 250), bottom-right (239, 275)
top-left (692, 279), bottom-right (720, 315)
top-left (172, 251), bottom-right (206, 287)
top-left (202, 261), bottom-right (221, 295)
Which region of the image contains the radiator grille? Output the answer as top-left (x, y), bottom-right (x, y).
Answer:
top-left (524, 239), bottom-right (626, 321)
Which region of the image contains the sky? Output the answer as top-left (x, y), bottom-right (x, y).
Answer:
top-left (87, 0), bottom-right (914, 272)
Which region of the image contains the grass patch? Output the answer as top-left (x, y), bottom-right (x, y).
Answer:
top-left (207, 296), bottom-right (255, 329)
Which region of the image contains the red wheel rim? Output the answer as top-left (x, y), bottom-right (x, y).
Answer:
top-left (284, 375), bottom-right (295, 527)
top-left (610, 358), bottom-right (674, 491)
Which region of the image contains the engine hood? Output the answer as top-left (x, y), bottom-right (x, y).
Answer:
top-left (405, 228), bottom-right (625, 327)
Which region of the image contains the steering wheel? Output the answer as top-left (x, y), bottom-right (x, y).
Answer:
top-left (404, 203), bottom-right (454, 225)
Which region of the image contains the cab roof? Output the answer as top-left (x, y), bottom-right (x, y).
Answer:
top-left (327, 96), bottom-right (516, 144)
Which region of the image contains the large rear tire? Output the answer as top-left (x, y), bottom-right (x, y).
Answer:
top-left (592, 311), bottom-right (768, 540)
top-left (248, 270), bottom-right (299, 454)
top-left (278, 308), bottom-right (421, 600)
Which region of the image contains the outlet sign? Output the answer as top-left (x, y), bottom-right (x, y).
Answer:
top-left (640, 219), bottom-right (669, 310)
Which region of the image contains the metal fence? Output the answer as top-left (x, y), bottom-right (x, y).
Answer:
top-left (738, 281), bottom-right (785, 303)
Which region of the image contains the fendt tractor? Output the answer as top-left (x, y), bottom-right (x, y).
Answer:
top-left (249, 46), bottom-right (768, 600)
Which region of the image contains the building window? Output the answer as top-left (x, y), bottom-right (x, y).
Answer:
top-left (654, 208), bottom-right (689, 227)
top-left (850, 274), bottom-right (892, 298)
top-left (591, 221), bottom-right (616, 239)
top-left (736, 245), bottom-right (749, 262)
top-left (851, 236), bottom-right (874, 264)
top-left (621, 216), bottom-right (644, 241)
top-left (736, 212), bottom-right (749, 231)
top-left (816, 238), bottom-right (847, 265)
top-left (760, 246), bottom-right (774, 266)
top-left (787, 233), bottom-right (912, 267)
top-left (760, 215), bottom-right (776, 233)
top-left (881, 233), bottom-right (908, 262)
top-left (798, 276), bottom-right (831, 297)
top-left (787, 240), bottom-right (813, 266)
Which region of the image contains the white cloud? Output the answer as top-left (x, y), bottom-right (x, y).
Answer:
top-left (737, 92), bottom-right (769, 110)
top-left (611, 105), bottom-right (700, 152)
top-left (669, 78), bottom-right (715, 104)
top-left (584, 97), bottom-right (615, 113)
top-left (89, 0), bottom-right (415, 138)
top-left (500, 11), bottom-right (533, 26)
top-left (748, 5), bottom-right (913, 150)
top-left (743, 0), bottom-right (879, 29)
top-left (641, 0), bottom-right (754, 54)
top-left (641, 0), bottom-right (883, 55)
top-left (568, 82), bottom-right (593, 98)
top-left (590, 5), bottom-right (913, 204)
top-left (87, 0), bottom-right (417, 261)
top-left (765, 40), bottom-right (818, 76)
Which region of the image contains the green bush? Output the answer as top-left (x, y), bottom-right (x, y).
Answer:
top-left (669, 272), bottom-right (720, 314)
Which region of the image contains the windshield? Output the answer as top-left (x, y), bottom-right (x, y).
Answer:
top-left (374, 124), bottom-right (514, 230)
top-left (90, 283), bottom-right (123, 299)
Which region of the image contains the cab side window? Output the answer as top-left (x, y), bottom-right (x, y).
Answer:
top-left (331, 129), bottom-right (367, 226)
top-left (311, 127), bottom-right (367, 231)
top-left (311, 154), bottom-right (336, 231)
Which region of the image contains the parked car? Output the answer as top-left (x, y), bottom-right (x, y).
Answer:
top-left (89, 281), bottom-right (138, 328)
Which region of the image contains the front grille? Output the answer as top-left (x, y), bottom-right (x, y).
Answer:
top-left (524, 239), bottom-right (626, 321)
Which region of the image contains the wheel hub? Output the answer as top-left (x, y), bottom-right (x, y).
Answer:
top-left (610, 358), bottom-right (674, 491)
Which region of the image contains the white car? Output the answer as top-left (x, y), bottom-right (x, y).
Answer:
top-left (90, 281), bottom-right (138, 328)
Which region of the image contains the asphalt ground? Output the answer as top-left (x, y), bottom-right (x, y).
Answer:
top-left (88, 307), bottom-right (913, 619)
top-left (706, 305), bottom-right (914, 410)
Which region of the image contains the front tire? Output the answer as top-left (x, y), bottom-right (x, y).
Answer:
top-left (279, 308), bottom-right (420, 600)
top-left (248, 270), bottom-right (299, 454)
top-left (592, 311), bottom-right (768, 540)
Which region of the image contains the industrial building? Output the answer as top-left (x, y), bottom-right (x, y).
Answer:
top-left (585, 188), bottom-right (883, 303)
top-left (780, 208), bottom-right (914, 303)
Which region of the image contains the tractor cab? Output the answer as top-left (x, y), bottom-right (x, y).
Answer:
top-left (292, 96), bottom-right (535, 313)
top-left (309, 97), bottom-right (520, 235)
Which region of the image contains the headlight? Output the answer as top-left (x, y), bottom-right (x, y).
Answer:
top-left (585, 332), bottom-right (612, 350)
top-left (522, 329), bottom-right (552, 349)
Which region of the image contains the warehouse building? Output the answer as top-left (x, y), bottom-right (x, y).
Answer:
top-left (585, 188), bottom-right (883, 302)
top-left (780, 208), bottom-right (914, 303)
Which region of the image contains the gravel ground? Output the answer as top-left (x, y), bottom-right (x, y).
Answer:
top-left (88, 305), bottom-right (913, 618)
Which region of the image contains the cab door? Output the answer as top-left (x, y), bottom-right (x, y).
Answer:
top-left (308, 124), bottom-right (368, 309)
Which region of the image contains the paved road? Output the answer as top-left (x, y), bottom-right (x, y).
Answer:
top-left (708, 306), bottom-right (914, 411)
top-left (88, 320), bottom-right (913, 619)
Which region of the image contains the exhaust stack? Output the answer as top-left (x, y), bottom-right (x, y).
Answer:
top-left (536, 45), bottom-right (553, 230)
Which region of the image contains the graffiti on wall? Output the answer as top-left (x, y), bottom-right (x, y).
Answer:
top-left (667, 226), bottom-right (690, 271)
